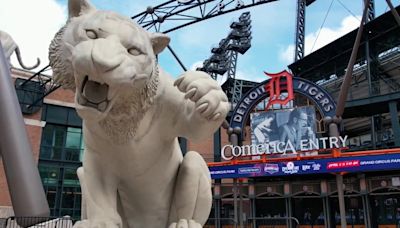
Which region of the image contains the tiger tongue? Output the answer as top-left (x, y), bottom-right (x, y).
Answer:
top-left (83, 80), bottom-right (109, 104)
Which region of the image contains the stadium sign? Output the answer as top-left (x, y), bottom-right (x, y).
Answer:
top-left (230, 71), bottom-right (336, 135)
top-left (221, 135), bottom-right (348, 160)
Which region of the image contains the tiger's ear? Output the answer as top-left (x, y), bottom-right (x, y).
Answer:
top-left (150, 33), bottom-right (170, 55)
top-left (68, 0), bottom-right (96, 18)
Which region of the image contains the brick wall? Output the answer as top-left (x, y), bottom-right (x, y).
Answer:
top-left (188, 125), bottom-right (252, 163)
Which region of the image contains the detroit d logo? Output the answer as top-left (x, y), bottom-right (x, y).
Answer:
top-left (264, 70), bottom-right (294, 110)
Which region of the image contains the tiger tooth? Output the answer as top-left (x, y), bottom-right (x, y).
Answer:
top-left (78, 95), bottom-right (88, 105)
top-left (108, 87), bottom-right (117, 100)
top-left (98, 101), bottom-right (108, 112)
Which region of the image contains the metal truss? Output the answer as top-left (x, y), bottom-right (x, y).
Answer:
top-left (132, 0), bottom-right (277, 33)
top-left (294, 0), bottom-right (306, 61)
top-left (227, 49), bottom-right (242, 107)
top-left (367, 0), bottom-right (375, 22)
top-left (14, 65), bottom-right (61, 113)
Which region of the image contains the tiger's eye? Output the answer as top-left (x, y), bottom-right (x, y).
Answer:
top-left (128, 48), bottom-right (142, 56)
top-left (86, 30), bottom-right (98, 39)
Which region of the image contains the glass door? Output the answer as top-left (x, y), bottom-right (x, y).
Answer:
top-left (255, 197), bottom-right (286, 228)
top-left (329, 195), bottom-right (365, 228)
top-left (370, 193), bottom-right (400, 228)
top-left (292, 196), bottom-right (325, 228)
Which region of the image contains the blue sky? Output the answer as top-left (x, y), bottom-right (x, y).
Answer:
top-left (1, 0), bottom-right (398, 84)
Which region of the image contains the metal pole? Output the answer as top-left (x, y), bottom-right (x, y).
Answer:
top-left (385, 0), bottom-right (400, 26)
top-left (333, 1), bottom-right (369, 225)
top-left (322, 196), bottom-right (329, 228)
top-left (286, 198), bottom-right (292, 228)
top-left (167, 45), bottom-right (187, 71)
top-left (0, 41), bottom-right (50, 224)
top-left (335, 0), bottom-right (369, 117)
top-left (230, 130), bottom-right (241, 227)
top-left (251, 198), bottom-right (256, 228)
top-left (238, 180), bottom-right (244, 227)
top-left (167, 45), bottom-right (189, 154)
top-left (328, 121), bottom-right (347, 228)
top-left (233, 178), bottom-right (238, 228)
top-left (336, 174), bottom-right (347, 228)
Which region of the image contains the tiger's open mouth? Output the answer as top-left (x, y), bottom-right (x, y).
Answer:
top-left (77, 75), bottom-right (110, 112)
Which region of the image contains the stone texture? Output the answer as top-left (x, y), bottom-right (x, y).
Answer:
top-left (48, 0), bottom-right (229, 227)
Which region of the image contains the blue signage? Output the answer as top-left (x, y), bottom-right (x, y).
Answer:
top-left (209, 153), bottom-right (400, 179)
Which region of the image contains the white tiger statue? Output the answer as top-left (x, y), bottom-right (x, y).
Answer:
top-left (48, 0), bottom-right (229, 227)
top-left (0, 30), bottom-right (40, 70)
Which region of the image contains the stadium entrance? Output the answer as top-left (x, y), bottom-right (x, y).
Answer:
top-left (206, 71), bottom-right (400, 228)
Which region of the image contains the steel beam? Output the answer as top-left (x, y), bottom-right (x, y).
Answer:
top-left (345, 91), bottom-right (400, 107)
top-left (386, 0), bottom-right (400, 26)
top-left (132, 0), bottom-right (277, 33)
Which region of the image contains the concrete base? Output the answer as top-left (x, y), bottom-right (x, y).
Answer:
top-left (0, 206), bottom-right (14, 218)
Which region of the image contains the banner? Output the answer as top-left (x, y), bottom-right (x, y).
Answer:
top-left (209, 153), bottom-right (400, 179)
top-left (250, 106), bottom-right (317, 155)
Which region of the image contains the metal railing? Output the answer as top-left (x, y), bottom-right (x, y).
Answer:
top-left (0, 216), bottom-right (320, 228)
top-left (205, 217), bottom-right (299, 228)
top-left (247, 217), bottom-right (299, 228)
top-left (205, 218), bottom-right (237, 228)
top-left (2, 217), bottom-right (74, 228)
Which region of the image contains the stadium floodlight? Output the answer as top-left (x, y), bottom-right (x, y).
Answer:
top-left (197, 12), bottom-right (252, 75)
top-left (227, 12), bottom-right (252, 54)
top-left (208, 61), bottom-right (229, 75)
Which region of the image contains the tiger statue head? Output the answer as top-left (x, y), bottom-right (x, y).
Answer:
top-left (49, 0), bottom-right (170, 124)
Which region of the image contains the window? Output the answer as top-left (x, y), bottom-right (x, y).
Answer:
top-left (38, 104), bottom-right (83, 219)
top-left (40, 125), bottom-right (84, 162)
top-left (15, 78), bottom-right (45, 114)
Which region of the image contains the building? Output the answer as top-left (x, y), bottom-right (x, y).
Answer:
top-left (204, 5), bottom-right (400, 228)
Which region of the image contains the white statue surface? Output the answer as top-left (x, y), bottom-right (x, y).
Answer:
top-left (0, 30), bottom-right (40, 70)
top-left (48, 0), bottom-right (229, 227)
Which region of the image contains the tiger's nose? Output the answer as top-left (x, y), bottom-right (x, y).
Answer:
top-left (91, 36), bottom-right (124, 73)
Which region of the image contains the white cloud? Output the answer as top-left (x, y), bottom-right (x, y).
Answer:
top-left (0, 0), bottom-right (67, 70)
top-left (280, 15), bottom-right (361, 65)
top-left (235, 69), bottom-right (266, 83)
top-left (190, 61), bottom-right (203, 71)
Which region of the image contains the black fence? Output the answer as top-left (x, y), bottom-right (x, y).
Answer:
top-left (2, 217), bottom-right (75, 228)
top-left (1, 216), bottom-right (300, 228)
top-left (204, 217), bottom-right (299, 228)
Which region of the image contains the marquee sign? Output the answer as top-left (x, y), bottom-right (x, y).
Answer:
top-left (230, 71), bottom-right (336, 140)
top-left (209, 153), bottom-right (400, 179)
top-left (221, 135), bottom-right (348, 160)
